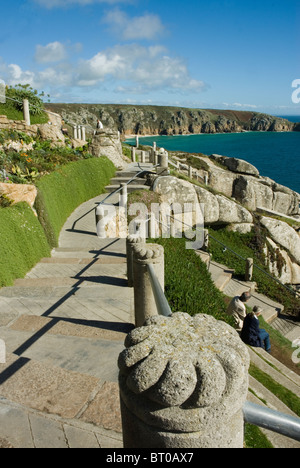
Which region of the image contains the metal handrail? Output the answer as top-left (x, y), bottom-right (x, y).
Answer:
top-left (243, 402), bottom-right (300, 442)
top-left (145, 262), bottom-right (300, 443)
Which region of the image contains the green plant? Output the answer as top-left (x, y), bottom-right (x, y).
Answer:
top-left (0, 202), bottom-right (50, 287)
top-left (35, 157), bottom-right (116, 247)
top-left (6, 84), bottom-right (49, 116)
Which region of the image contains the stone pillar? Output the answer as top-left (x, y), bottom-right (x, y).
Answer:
top-left (81, 126), bottom-right (86, 142)
top-left (136, 135), bottom-right (139, 148)
top-left (126, 236), bottom-right (144, 287)
top-left (157, 151), bottom-right (168, 175)
top-left (131, 147), bottom-right (136, 162)
top-left (73, 126), bottom-right (78, 139)
top-left (132, 243), bottom-right (164, 327)
top-left (245, 257), bottom-right (254, 281)
top-left (95, 205), bottom-right (106, 238)
top-left (23, 99), bottom-right (30, 126)
top-left (120, 183), bottom-right (128, 209)
top-left (119, 312), bottom-right (250, 448)
top-left (77, 125), bottom-right (82, 140)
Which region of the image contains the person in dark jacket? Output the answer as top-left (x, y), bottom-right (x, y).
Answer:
top-left (240, 306), bottom-right (271, 352)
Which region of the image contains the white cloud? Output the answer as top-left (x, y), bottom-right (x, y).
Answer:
top-left (35, 42), bottom-right (67, 63)
top-left (77, 44), bottom-right (205, 93)
top-left (103, 9), bottom-right (166, 41)
top-left (0, 42), bottom-right (206, 99)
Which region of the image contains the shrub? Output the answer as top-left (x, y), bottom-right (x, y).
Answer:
top-left (0, 202), bottom-right (50, 287)
top-left (35, 157), bottom-right (116, 247)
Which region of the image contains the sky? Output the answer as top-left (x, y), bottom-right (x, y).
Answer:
top-left (0, 0), bottom-right (299, 115)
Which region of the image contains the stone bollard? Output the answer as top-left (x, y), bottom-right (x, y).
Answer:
top-left (132, 243), bottom-right (164, 327)
top-left (245, 257), bottom-right (254, 281)
top-left (118, 312), bottom-right (250, 448)
top-left (23, 99), bottom-right (30, 126)
top-left (120, 183), bottom-right (128, 209)
top-left (131, 147), bottom-right (136, 162)
top-left (126, 235), bottom-right (144, 288)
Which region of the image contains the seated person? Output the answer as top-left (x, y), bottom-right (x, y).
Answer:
top-left (226, 291), bottom-right (251, 332)
top-left (240, 306), bottom-right (271, 352)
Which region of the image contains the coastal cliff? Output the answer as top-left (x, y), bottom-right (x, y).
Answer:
top-left (45, 104), bottom-right (297, 137)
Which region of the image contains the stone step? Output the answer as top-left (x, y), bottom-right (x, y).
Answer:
top-left (248, 347), bottom-right (300, 394)
top-left (0, 397), bottom-right (123, 448)
top-left (208, 261), bottom-right (234, 292)
top-left (0, 351), bottom-right (123, 446)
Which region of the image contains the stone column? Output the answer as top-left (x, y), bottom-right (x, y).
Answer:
top-left (81, 126), bottom-right (86, 142)
top-left (245, 257), bottom-right (254, 281)
top-left (95, 205), bottom-right (106, 238)
top-left (131, 147), bottom-right (136, 162)
top-left (73, 126), bottom-right (78, 139)
top-left (23, 99), bottom-right (30, 126)
top-left (132, 243), bottom-right (164, 327)
top-left (119, 312), bottom-right (250, 448)
top-left (126, 235), bottom-right (144, 287)
top-left (120, 183), bottom-right (128, 209)
top-left (77, 125), bottom-right (82, 140)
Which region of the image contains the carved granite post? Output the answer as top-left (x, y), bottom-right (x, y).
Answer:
top-left (126, 235), bottom-right (144, 288)
top-left (119, 312), bottom-right (250, 448)
top-left (132, 243), bottom-right (164, 327)
top-left (245, 258), bottom-right (254, 281)
top-left (23, 99), bottom-right (30, 126)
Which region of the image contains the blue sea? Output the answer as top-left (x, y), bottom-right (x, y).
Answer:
top-left (126, 116), bottom-right (300, 194)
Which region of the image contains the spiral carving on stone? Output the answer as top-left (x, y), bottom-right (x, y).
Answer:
top-left (118, 312), bottom-right (249, 409)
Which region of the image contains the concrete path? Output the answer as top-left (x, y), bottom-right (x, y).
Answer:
top-left (0, 189), bottom-right (135, 447)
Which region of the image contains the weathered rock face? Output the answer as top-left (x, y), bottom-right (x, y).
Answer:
top-left (90, 128), bottom-right (125, 168)
top-left (260, 216), bottom-right (300, 265)
top-left (0, 182), bottom-right (37, 211)
top-left (45, 104), bottom-right (296, 136)
top-left (153, 176), bottom-right (253, 226)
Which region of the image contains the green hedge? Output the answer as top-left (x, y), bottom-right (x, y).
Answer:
top-left (0, 202), bottom-right (50, 287)
top-left (35, 157), bottom-right (116, 247)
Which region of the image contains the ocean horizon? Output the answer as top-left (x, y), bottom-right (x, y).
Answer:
top-left (126, 120), bottom-right (300, 194)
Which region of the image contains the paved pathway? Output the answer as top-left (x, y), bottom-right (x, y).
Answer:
top-left (0, 189), bottom-right (135, 447)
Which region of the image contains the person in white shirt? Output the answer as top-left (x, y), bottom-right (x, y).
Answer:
top-left (226, 291), bottom-right (251, 332)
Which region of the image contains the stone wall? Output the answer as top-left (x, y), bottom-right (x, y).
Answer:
top-left (0, 115), bottom-right (38, 137)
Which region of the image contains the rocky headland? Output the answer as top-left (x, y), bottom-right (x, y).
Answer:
top-left (45, 104), bottom-right (298, 137)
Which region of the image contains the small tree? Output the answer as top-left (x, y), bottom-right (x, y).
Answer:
top-left (6, 84), bottom-right (50, 116)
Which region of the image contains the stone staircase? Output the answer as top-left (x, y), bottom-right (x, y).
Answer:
top-left (105, 161), bottom-right (152, 194)
top-left (197, 250), bottom-right (300, 447)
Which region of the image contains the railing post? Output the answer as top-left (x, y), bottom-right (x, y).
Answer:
top-left (126, 235), bottom-right (144, 288)
top-left (23, 99), bottom-right (30, 126)
top-left (131, 147), bottom-right (136, 162)
top-left (119, 312), bottom-right (250, 448)
top-left (245, 257), bottom-right (254, 281)
top-left (120, 183), bottom-right (127, 209)
top-left (95, 205), bottom-right (106, 238)
top-left (132, 243), bottom-right (164, 327)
